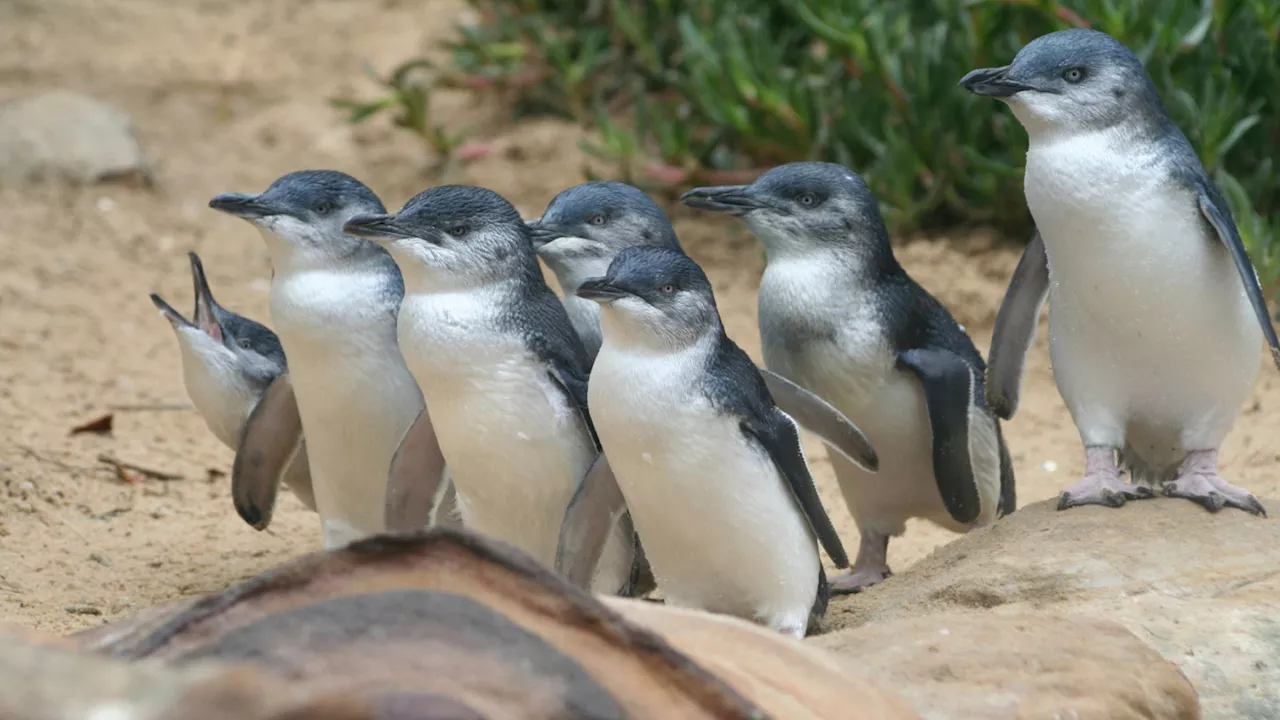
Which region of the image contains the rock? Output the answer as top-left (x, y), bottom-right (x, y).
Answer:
top-left (812, 612), bottom-right (1198, 719)
top-left (605, 598), bottom-right (920, 720)
top-left (823, 498), bottom-right (1279, 718)
top-left (0, 91), bottom-right (149, 186)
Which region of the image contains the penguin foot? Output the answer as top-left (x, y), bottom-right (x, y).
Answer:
top-left (828, 566), bottom-right (892, 595)
top-left (830, 531), bottom-right (891, 595)
top-left (1163, 450), bottom-right (1266, 517)
top-left (1057, 446), bottom-right (1154, 510)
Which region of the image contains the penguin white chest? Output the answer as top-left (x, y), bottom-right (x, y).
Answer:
top-left (397, 290), bottom-right (597, 566)
top-left (588, 340), bottom-right (819, 626)
top-left (175, 329), bottom-right (258, 449)
top-left (1024, 130), bottom-right (1261, 451)
top-left (270, 270), bottom-right (424, 540)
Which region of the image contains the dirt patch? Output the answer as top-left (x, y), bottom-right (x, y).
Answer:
top-left (2, 0), bottom-right (1278, 635)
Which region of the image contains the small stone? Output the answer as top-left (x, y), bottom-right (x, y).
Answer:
top-left (88, 553), bottom-right (112, 567)
top-left (0, 91), bottom-right (149, 186)
top-left (64, 603), bottom-right (102, 616)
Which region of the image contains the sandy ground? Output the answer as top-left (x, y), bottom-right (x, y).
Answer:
top-left (2, 0), bottom-right (1278, 636)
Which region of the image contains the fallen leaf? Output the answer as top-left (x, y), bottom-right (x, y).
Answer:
top-left (70, 414), bottom-right (114, 436)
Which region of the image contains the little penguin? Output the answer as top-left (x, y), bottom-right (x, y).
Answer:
top-left (209, 171), bottom-right (451, 548)
top-left (961, 29), bottom-right (1279, 516)
top-left (682, 162), bottom-right (1017, 593)
top-left (149, 250), bottom-right (316, 522)
top-left (577, 245), bottom-right (850, 637)
top-left (342, 184), bottom-right (642, 595)
top-left (528, 180), bottom-right (879, 475)
top-left (527, 181), bottom-right (683, 362)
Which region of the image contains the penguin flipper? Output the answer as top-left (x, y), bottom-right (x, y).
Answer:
top-left (986, 230), bottom-right (1048, 420)
top-left (547, 365), bottom-right (598, 448)
top-left (385, 407), bottom-right (448, 533)
top-left (740, 412), bottom-right (849, 568)
top-left (232, 372), bottom-right (303, 530)
top-left (554, 452), bottom-right (630, 589)
top-left (1194, 181), bottom-right (1280, 372)
top-left (897, 348), bottom-right (983, 525)
top-left (759, 368), bottom-right (879, 472)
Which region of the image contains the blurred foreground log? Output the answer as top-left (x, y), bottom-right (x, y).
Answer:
top-left (11, 528), bottom-right (914, 720)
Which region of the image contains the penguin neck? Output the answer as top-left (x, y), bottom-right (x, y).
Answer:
top-left (599, 308), bottom-right (719, 358)
top-left (764, 235), bottom-right (903, 286)
top-left (547, 256), bottom-right (613, 295)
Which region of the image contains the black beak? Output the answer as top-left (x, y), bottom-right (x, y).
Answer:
top-left (208, 192), bottom-right (289, 219)
top-left (343, 214), bottom-right (423, 243)
top-left (149, 292), bottom-right (191, 328)
top-left (527, 219), bottom-right (570, 250)
top-left (679, 185), bottom-right (768, 216)
top-left (576, 277), bottom-right (630, 302)
top-left (958, 66), bottom-right (1034, 98)
top-left (187, 251), bottom-right (225, 341)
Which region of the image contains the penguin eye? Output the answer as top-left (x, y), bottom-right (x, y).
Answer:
top-left (588, 214), bottom-right (608, 227)
top-left (314, 201), bottom-right (336, 215)
top-left (446, 225), bottom-right (469, 238)
top-left (795, 192), bottom-right (819, 208)
top-left (1063, 67), bottom-right (1086, 84)
top-left (237, 338), bottom-right (252, 350)
top-left (659, 283), bottom-right (677, 294)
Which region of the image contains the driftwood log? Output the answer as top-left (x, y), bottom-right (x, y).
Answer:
top-left (0, 528), bottom-right (915, 719)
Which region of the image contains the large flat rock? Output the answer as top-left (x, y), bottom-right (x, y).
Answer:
top-left (813, 612), bottom-right (1199, 719)
top-left (821, 498), bottom-right (1278, 719)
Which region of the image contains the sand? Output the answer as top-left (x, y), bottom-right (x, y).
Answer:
top-left (2, 0), bottom-right (1277, 635)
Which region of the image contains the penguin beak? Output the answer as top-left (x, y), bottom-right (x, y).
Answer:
top-left (149, 252), bottom-right (227, 344)
top-left (959, 66), bottom-right (1035, 97)
top-left (679, 185), bottom-right (769, 216)
top-left (527, 219), bottom-right (570, 250)
top-left (343, 214), bottom-right (436, 244)
top-left (187, 251), bottom-right (226, 343)
top-left (576, 277), bottom-right (631, 303)
top-left (208, 193), bottom-right (292, 220)
top-left (150, 292), bottom-right (192, 330)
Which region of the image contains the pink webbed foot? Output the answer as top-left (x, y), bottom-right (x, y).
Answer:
top-left (829, 532), bottom-right (891, 595)
top-left (1163, 449), bottom-right (1266, 517)
top-left (1057, 446), bottom-right (1154, 511)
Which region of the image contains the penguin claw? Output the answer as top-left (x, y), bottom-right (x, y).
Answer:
top-left (1056, 478), bottom-right (1152, 511)
top-left (1162, 470), bottom-right (1266, 518)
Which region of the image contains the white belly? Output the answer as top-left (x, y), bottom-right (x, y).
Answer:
top-left (271, 271), bottom-right (424, 543)
top-left (399, 290), bottom-right (628, 591)
top-left (759, 259), bottom-right (961, 535)
top-left (1025, 131), bottom-right (1261, 457)
top-left (176, 328), bottom-right (258, 450)
top-left (590, 340), bottom-right (819, 625)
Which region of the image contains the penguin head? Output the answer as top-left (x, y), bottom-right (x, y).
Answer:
top-left (528, 181), bottom-right (682, 289)
top-left (209, 170), bottom-right (387, 265)
top-left (343, 185), bottom-right (533, 288)
top-left (150, 252), bottom-right (286, 393)
top-left (576, 246), bottom-right (718, 350)
top-left (680, 162), bottom-right (889, 259)
top-left (960, 28), bottom-right (1162, 135)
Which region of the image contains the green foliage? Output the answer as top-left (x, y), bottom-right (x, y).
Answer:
top-left (331, 60), bottom-right (472, 175)
top-left (427, 0), bottom-right (1280, 292)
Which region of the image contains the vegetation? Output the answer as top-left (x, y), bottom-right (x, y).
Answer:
top-left (339, 0), bottom-right (1280, 292)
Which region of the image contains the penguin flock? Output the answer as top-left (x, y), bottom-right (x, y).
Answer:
top-left (149, 29), bottom-right (1280, 639)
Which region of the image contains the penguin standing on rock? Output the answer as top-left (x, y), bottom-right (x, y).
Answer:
top-left (682, 162), bottom-right (1017, 593)
top-left (962, 28), bottom-right (1279, 516)
top-left (578, 245), bottom-right (849, 637)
